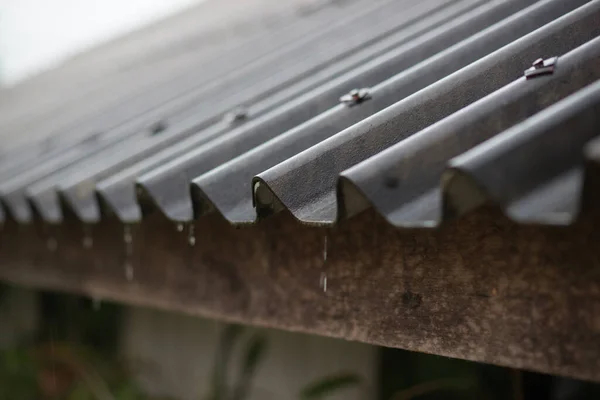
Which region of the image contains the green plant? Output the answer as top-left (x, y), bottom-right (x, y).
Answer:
top-left (300, 373), bottom-right (362, 400)
top-left (0, 347), bottom-right (38, 399)
top-left (202, 324), bottom-right (362, 400)
top-left (0, 290), bottom-right (148, 400)
top-left (0, 341), bottom-right (148, 400)
top-left (204, 324), bottom-right (268, 400)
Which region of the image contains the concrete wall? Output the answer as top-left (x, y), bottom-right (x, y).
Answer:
top-left (121, 306), bottom-right (378, 400)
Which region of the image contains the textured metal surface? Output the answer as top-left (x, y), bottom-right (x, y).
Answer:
top-left (3, 0), bottom-right (390, 171)
top-left (0, 6), bottom-right (330, 175)
top-left (149, 0), bottom-right (543, 223)
top-left (116, 0), bottom-right (493, 222)
top-left (1, 0), bottom-right (599, 230)
top-left (0, 0), bottom-right (386, 169)
top-left (445, 78), bottom-right (600, 225)
top-left (6, 0), bottom-right (433, 223)
top-left (340, 37), bottom-right (600, 227)
top-left (192, 0), bottom-right (589, 224)
top-left (98, 0), bottom-right (484, 222)
top-left (255, 1), bottom-right (600, 225)
top-left (35, 0), bottom-right (466, 224)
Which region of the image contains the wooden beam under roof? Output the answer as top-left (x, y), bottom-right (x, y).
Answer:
top-left (1, 206), bottom-right (599, 381)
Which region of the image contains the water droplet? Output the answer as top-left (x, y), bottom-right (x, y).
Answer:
top-left (320, 234), bottom-right (328, 292)
top-left (384, 175), bottom-right (399, 189)
top-left (123, 225), bottom-right (132, 244)
top-left (83, 236), bottom-right (93, 249)
top-left (83, 225), bottom-right (93, 248)
top-left (188, 224), bottom-right (196, 246)
top-left (47, 237), bottom-right (57, 252)
top-left (176, 223), bottom-right (184, 232)
top-left (319, 272), bottom-right (327, 293)
top-left (125, 263), bottom-right (134, 281)
top-left (123, 225), bottom-right (134, 281)
top-left (92, 297), bottom-right (102, 311)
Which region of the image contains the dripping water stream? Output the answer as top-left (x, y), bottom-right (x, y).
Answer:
top-left (123, 225), bottom-right (133, 281)
top-left (319, 234), bottom-right (328, 293)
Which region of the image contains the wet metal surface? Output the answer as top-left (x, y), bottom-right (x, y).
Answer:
top-left (255, 1), bottom-right (600, 225)
top-left (340, 38), bottom-right (600, 227)
top-left (1, 0), bottom-right (599, 230)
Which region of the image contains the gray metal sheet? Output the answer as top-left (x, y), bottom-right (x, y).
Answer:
top-left (6, 0), bottom-right (430, 223)
top-left (1, 0), bottom-right (599, 231)
top-left (191, 0), bottom-right (587, 225)
top-left (96, 0), bottom-right (486, 223)
top-left (339, 38), bottom-right (600, 228)
top-left (443, 78), bottom-right (600, 225)
top-left (0, 10), bottom-right (318, 174)
top-left (253, 0), bottom-right (600, 226)
top-left (0, 0), bottom-right (386, 170)
top-left (142, 0), bottom-right (563, 223)
top-left (0, 0), bottom-right (393, 183)
top-left (131, 0), bottom-right (515, 222)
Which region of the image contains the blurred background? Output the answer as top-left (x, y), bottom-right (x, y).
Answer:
top-left (0, 0), bottom-right (203, 86)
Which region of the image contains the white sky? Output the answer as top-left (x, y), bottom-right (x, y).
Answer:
top-left (0, 0), bottom-right (204, 86)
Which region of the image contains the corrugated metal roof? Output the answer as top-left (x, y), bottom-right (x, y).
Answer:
top-left (338, 39), bottom-right (600, 227)
top-left (1, 0), bottom-right (600, 229)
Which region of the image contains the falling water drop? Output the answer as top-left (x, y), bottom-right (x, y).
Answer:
top-left (319, 272), bottom-right (328, 292)
top-left (123, 225), bottom-right (134, 281)
top-left (83, 236), bottom-right (93, 249)
top-left (188, 223), bottom-right (196, 246)
top-left (125, 262), bottom-right (134, 281)
top-left (82, 225), bottom-right (93, 249)
top-left (320, 234), bottom-right (328, 293)
top-left (176, 223), bottom-right (184, 232)
top-left (47, 237), bottom-right (57, 252)
top-left (92, 297), bottom-right (102, 311)
top-left (123, 225), bottom-right (132, 244)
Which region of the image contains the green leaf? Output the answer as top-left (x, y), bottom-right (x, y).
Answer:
top-left (0, 347), bottom-right (38, 400)
top-left (67, 382), bottom-right (94, 400)
top-left (300, 373), bottom-right (361, 400)
top-left (230, 334), bottom-right (268, 400)
top-left (240, 334), bottom-right (268, 381)
top-left (113, 380), bottom-right (143, 400)
top-left (207, 324), bottom-right (245, 400)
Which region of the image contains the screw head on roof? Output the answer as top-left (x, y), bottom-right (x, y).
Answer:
top-left (42, 136), bottom-right (57, 151)
top-left (384, 175), bottom-right (399, 189)
top-left (82, 131), bottom-right (102, 144)
top-left (224, 106), bottom-right (249, 125)
top-left (532, 58), bottom-right (545, 68)
top-left (524, 56), bottom-right (558, 79)
top-left (340, 88), bottom-right (371, 107)
top-left (149, 120), bottom-right (168, 135)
